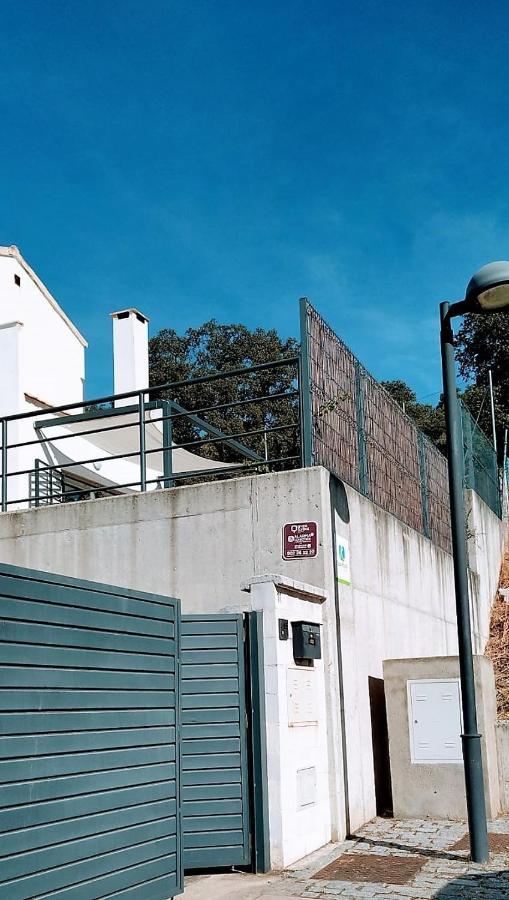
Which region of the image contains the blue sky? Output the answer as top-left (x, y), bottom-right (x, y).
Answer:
top-left (1, 0), bottom-right (508, 401)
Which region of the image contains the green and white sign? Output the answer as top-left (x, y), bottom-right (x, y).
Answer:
top-left (336, 537), bottom-right (351, 585)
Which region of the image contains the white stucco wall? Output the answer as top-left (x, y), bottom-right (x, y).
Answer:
top-left (0, 249), bottom-right (86, 411)
top-left (112, 309), bottom-right (149, 401)
top-left (0, 466), bottom-right (503, 845)
top-left (0, 322), bottom-right (24, 418)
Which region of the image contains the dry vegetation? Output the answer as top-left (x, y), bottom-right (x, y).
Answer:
top-left (486, 544), bottom-right (509, 718)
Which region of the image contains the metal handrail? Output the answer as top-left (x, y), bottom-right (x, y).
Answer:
top-left (1, 356), bottom-right (300, 424)
top-left (0, 356), bottom-right (302, 511)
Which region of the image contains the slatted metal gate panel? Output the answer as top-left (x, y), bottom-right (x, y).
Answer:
top-left (0, 563), bottom-right (182, 900)
top-left (181, 614), bottom-right (251, 870)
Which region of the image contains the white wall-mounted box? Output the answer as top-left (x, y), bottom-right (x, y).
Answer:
top-left (407, 678), bottom-right (463, 764)
top-left (287, 668), bottom-right (318, 726)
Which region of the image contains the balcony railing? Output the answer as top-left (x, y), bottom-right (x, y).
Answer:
top-left (0, 356), bottom-right (302, 510)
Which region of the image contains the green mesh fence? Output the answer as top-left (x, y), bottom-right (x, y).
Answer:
top-left (460, 401), bottom-right (501, 517)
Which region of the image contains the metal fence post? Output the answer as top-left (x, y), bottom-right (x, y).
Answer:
top-left (139, 392), bottom-right (147, 492)
top-left (494, 456), bottom-right (502, 518)
top-left (354, 361), bottom-right (369, 496)
top-left (34, 459), bottom-right (40, 508)
top-left (245, 611), bottom-right (270, 873)
top-left (299, 297), bottom-right (314, 467)
top-left (162, 400), bottom-right (173, 489)
top-left (462, 403), bottom-right (476, 493)
top-left (1, 419), bottom-right (7, 512)
top-left (418, 432), bottom-right (430, 538)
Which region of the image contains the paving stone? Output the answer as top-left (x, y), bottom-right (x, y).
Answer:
top-left (288, 816), bottom-right (509, 899)
top-left (452, 831), bottom-right (509, 853)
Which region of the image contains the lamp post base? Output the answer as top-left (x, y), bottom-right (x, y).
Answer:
top-left (462, 733), bottom-right (489, 862)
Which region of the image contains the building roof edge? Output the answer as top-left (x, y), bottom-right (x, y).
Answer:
top-left (0, 245), bottom-right (88, 347)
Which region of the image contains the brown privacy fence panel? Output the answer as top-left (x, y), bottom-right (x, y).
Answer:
top-left (307, 309), bottom-right (360, 491)
top-left (362, 370), bottom-right (424, 535)
top-left (423, 436), bottom-right (452, 552)
top-left (304, 300), bottom-right (461, 554)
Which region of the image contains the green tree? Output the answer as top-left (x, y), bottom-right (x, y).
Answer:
top-left (380, 379), bottom-right (447, 453)
top-left (149, 320), bottom-right (300, 466)
top-left (455, 312), bottom-right (509, 461)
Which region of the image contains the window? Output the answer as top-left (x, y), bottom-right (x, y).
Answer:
top-left (14, 273), bottom-right (21, 286)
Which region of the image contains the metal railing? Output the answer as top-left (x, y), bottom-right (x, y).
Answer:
top-left (0, 357), bottom-right (301, 510)
top-left (461, 401), bottom-right (502, 518)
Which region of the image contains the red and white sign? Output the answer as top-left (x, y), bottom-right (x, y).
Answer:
top-left (282, 521), bottom-right (318, 560)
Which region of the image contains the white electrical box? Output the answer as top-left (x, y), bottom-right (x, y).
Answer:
top-left (296, 766), bottom-right (317, 808)
top-left (287, 668), bottom-right (318, 726)
top-left (408, 679), bottom-right (463, 764)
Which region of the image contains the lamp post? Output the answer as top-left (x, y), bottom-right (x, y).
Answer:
top-left (440, 261), bottom-right (509, 863)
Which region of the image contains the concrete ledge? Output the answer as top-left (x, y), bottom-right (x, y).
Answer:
top-left (241, 573), bottom-right (328, 604)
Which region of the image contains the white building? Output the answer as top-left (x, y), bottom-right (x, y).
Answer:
top-left (0, 245), bottom-right (86, 414)
top-left (0, 245), bottom-right (231, 508)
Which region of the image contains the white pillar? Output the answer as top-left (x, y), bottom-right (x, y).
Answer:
top-left (111, 309), bottom-right (149, 407)
top-left (241, 574), bottom-right (331, 868)
top-left (0, 322), bottom-right (26, 508)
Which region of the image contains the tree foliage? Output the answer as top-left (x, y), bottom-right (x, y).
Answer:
top-left (149, 320), bottom-right (300, 466)
top-left (380, 379), bottom-right (447, 453)
top-left (456, 312), bottom-right (509, 460)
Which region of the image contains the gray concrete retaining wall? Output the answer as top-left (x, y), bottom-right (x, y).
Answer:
top-left (0, 466), bottom-right (503, 838)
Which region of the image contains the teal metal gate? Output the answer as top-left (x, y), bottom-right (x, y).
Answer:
top-left (181, 614), bottom-right (251, 870)
top-left (0, 563), bottom-right (183, 899)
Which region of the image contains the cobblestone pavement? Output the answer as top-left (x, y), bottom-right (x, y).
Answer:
top-left (285, 817), bottom-right (509, 898)
top-left (184, 818), bottom-right (509, 899)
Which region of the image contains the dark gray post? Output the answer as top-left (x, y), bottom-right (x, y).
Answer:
top-left (162, 400), bottom-right (173, 489)
top-left (246, 611), bottom-right (270, 872)
top-left (418, 432), bottom-right (430, 538)
top-left (354, 360), bottom-right (369, 497)
top-left (1, 419), bottom-right (7, 512)
top-left (462, 403), bottom-right (476, 492)
top-left (138, 392), bottom-right (147, 492)
top-left (34, 458), bottom-right (41, 508)
top-left (440, 301), bottom-right (489, 863)
top-left (298, 297), bottom-right (314, 468)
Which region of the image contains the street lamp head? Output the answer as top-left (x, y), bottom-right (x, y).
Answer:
top-left (465, 261), bottom-right (509, 313)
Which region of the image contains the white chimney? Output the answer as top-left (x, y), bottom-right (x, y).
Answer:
top-left (111, 308), bottom-right (149, 407)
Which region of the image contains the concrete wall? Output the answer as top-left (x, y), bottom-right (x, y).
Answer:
top-left (496, 723), bottom-right (509, 813)
top-left (331, 482), bottom-right (503, 831)
top-left (0, 465), bottom-right (503, 843)
top-left (383, 656), bottom-right (500, 820)
top-left (0, 466), bottom-right (347, 845)
top-left (467, 490), bottom-right (506, 652)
